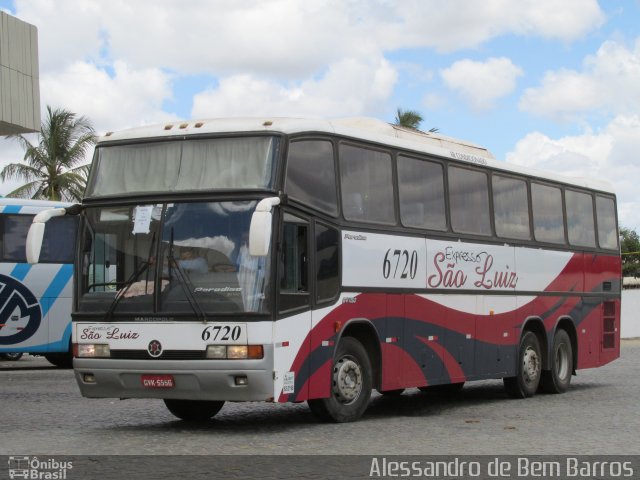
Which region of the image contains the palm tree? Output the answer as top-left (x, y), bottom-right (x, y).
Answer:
top-left (394, 107), bottom-right (439, 133)
top-left (395, 108), bottom-right (423, 130)
top-left (1, 106), bottom-right (96, 201)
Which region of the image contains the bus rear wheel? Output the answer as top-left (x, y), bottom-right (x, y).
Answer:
top-left (308, 337), bottom-right (372, 423)
top-left (164, 399), bottom-right (225, 421)
top-left (504, 331), bottom-right (542, 398)
top-left (540, 329), bottom-right (573, 394)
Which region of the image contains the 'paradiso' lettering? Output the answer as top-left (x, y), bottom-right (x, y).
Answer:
top-left (428, 251), bottom-right (518, 290)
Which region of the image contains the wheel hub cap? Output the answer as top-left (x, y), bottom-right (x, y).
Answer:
top-left (523, 347), bottom-right (540, 384)
top-left (333, 357), bottom-right (362, 404)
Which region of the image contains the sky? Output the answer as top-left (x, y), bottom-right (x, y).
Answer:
top-left (1, 0), bottom-right (639, 229)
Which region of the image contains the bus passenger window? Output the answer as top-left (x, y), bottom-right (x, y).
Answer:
top-left (40, 216), bottom-right (79, 263)
top-left (448, 166), bottom-right (491, 235)
top-left (285, 140), bottom-right (338, 216)
top-left (397, 155), bottom-right (446, 231)
top-left (339, 144), bottom-right (395, 225)
top-left (532, 183), bottom-right (565, 244)
top-left (279, 215), bottom-right (309, 312)
top-left (596, 196), bottom-right (618, 249)
top-left (566, 190), bottom-right (596, 248)
top-left (0, 215), bottom-right (32, 262)
top-left (493, 175), bottom-right (530, 240)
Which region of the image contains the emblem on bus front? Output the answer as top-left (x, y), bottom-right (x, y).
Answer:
top-left (147, 340), bottom-right (163, 358)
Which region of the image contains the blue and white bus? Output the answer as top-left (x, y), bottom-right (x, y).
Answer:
top-left (0, 198), bottom-right (77, 367)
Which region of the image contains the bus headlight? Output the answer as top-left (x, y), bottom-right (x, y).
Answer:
top-left (206, 345), bottom-right (227, 359)
top-left (74, 343), bottom-right (110, 358)
top-left (206, 345), bottom-right (263, 359)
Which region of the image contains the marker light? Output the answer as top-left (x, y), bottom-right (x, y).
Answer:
top-left (74, 343), bottom-right (110, 358)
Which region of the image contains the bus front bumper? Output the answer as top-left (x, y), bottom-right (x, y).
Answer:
top-left (73, 351), bottom-right (275, 402)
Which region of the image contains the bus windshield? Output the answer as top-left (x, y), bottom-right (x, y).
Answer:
top-left (78, 200), bottom-right (270, 316)
top-left (86, 136), bottom-right (279, 197)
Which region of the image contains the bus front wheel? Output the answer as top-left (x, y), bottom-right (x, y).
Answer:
top-left (44, 352), bottom-right (73, 368)
top-left (164, 399), bottom-right (225, 421)
top-left (540, 329), bottom-right (573, 394)
top-left (0, 352), bottom-right (23, 361)
top-left (308, 336), bottom-right (372, 423)
top-left (504, 331), bottom-right (542, 398)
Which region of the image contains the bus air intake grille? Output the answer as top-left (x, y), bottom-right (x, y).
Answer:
top-left (602, 301), bottom-right (616, 350)
top-left (110, 350), bottom-right (207, 360)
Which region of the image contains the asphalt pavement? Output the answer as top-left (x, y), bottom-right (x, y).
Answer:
top-left (1, 341), bottom-right (639, 456)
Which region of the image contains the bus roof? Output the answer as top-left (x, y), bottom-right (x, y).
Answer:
top-left (98, 117), bottom-right (615, 194)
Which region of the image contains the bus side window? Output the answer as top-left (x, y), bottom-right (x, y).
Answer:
top-left (532, 182), bottom-right (565, 244)
top-left (315, 223), bottom-right (339, 304)
top-left (40, 216), bottom-right (79, 263)
top-left (566, 189), bottom-right (596, 248)
top-left (448, 166), bottom-right (491, 236)
top-left (596, 195), bottom-right (618, 249)
top-left (0, 214), bottom-right (32, 262)
top-left (285, 140), bottom-right (338, 216)
top-left (279, 214), bottom-right (309, 313)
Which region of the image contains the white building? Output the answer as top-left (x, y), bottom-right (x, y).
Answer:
top-left (0, 11), bottom-right (40, 135)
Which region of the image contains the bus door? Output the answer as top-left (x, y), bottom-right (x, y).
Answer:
top-left (275, 212), bottom-right (312, 399)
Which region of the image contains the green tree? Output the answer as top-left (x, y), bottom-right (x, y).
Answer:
top-left (394, 107), bottom-right (438, 133)
top-left (620, 227), bottom-right (640, 277)
top-left (1, 106), bottom-right (96, 201)
top-left (395, 108), bottom-right (423, 130)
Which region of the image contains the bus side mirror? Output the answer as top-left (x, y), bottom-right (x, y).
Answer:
top-left (26, 208), bottom-right (66, 264)
top-left (249, 197), bottom-right (280, 257)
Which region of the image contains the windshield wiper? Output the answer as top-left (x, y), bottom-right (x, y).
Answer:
top-left (105, 232), bottom-right (156, 321)
top-left (166, 228), bottom-right (208, 323)
top-left (105, 259), bottom-right (151, 321)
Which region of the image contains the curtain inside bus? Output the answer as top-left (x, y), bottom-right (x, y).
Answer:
top-left (87, 136), bottom-right (278, 196)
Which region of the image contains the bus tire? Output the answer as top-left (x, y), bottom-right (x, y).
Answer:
top-left (504, 331), bottom-right (542, 399)
top-left (540, 329), bottom-right (573, 394)
top-left (164, 399), bottom-right (225, 421)
top-left (0, 352), bottom-right (23, 361)
top-left (44, 352), bottom-right (73, 369)
top-left (308, 336), bottom-right (372, 423)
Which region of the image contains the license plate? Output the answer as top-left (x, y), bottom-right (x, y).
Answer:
top-left (141, 374), bottom-right (175, 388)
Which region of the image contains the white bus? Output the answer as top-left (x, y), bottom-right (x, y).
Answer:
top-left (1, 198), bottom-right (77, 367)
top-left (27, 117), bottom-right (620, 422)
